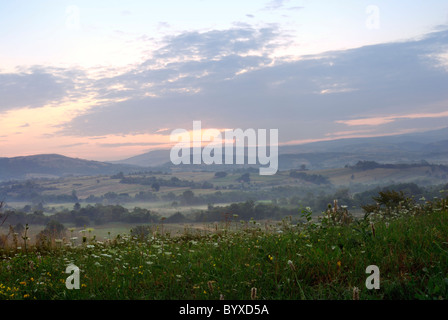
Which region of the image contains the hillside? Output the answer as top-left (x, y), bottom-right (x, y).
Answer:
top-left (0, 154), bottom-right (141, 181)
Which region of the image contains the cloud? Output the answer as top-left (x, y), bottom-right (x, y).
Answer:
top-left (152, 27), bottom-right (280, 61)
top-left (37, 27), bottom-right (448, 144)
top-left (287, 6), bottom-right (304, 11)
top-left (337, 110), bottom-right (448, 127)
top-left (263, 0), bottom-right (303, 11)
top-left (336, 117), bottom-right (396, 126)
top-left (154, 128), bottom-right (170, 133)
top-left (0, 67), bottom-right (82, 111)
top-left (58, 142), bottom-right (88, 148)
top-left (264, 0), bottom-right (290, 10)
top-left (97, 142), bottom-right (167, 148)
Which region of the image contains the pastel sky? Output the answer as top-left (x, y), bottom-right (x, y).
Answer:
top-left (1, 0), bottom-right (448, 161)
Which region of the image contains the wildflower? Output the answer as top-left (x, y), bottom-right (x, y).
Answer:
top-left (23, 294), bottom-right (30, 298)
top-left (337, 261), bottom-right (342, 268)
top-left (19, 281), bottom-right (26, 286)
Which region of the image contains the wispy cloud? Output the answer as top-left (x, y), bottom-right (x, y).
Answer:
top-left (98, 142), bottom-right (167, 148)
top-left (53, 28), bottom-right (448, 146)
top-left (337, 110), bottom-right (448, 126)
top-left (264, 0), bottom-right (289, 10)
top-left (263, 0), bottom-right (302, 11)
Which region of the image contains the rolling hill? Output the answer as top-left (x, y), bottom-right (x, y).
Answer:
top-left (0, 154), bottom-right (142, 181)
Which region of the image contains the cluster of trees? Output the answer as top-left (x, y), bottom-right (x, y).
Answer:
top-left (349, 160), bottom-right (448, 173)
top-left (289, 171), bottom-right (331, 185)
top-left (0, 180), bottom-right (79, 203)
top-left (193, 200), bottom-right (298, 222)
top-left (119, 176), bottom-right (214, 190)
top-left (1, 204), bottom-right (161, 227)
top-left (84, 191), bottom-right (152, 203)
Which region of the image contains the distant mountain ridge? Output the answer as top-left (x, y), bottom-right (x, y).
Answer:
top-left (1, 127), bottom-right (447, 181)
top-left (114, 127), bottom-right (448, 169)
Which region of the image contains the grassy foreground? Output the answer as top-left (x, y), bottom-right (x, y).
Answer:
top-left (1, 198), bottom-right (448, 300)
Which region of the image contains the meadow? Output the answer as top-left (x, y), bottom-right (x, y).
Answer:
top-left (1, 192), bottom-right (447, 300)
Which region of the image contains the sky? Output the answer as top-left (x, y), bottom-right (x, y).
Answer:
top-left (0, 0), bottom-right (448, 161)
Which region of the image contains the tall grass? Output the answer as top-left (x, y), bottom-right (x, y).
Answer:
top-left (1, 196), bottom-right (447, 300)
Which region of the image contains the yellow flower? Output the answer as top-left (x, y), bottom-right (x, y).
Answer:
top-left (23, 294), bottom-right (30, 298)
top-left (81, 284), bottom-right (87, 288)
top-left (19, 281), bottom-right (26, 286)
top-left (337, 261), bottom-right (342, 268)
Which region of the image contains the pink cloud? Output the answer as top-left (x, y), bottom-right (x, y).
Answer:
top-left (336, 110), bottom-right (448, 127)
